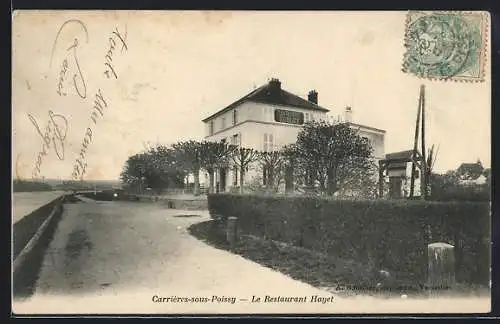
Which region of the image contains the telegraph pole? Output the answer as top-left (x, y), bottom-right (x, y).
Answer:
top-left (421, 85), bottom-right (427, 200)
top-left (409, 85), bottom-right (423, 198)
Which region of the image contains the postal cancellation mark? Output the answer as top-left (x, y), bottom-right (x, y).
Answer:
top-left (402, 11), bottom-right (488, 82)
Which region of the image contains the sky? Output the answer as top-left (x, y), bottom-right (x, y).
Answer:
top-left (12, 11), bottom-right (491, 181)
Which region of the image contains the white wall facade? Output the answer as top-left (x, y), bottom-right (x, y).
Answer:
top-left (202, 101), bottom-right (386, 192)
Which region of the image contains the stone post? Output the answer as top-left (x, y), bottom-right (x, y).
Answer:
top-left (226, 216), bottom-right (238, 248)
top-left (428, 242), bottom-right (455, 289)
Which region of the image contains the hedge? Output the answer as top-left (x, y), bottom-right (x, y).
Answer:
top-left (207, 194), bottom-right (490, 288)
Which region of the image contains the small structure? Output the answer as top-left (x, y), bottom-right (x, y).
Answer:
top-left (378, 149), bottom-right (424, 199)
top-left (427, 242), bottom-right (456, 289)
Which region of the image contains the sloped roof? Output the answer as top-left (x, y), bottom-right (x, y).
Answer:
top-left (202, 80), bottom-right (330, 122)
top-left (385, 150), bottom-right (414, 162)
top-left (347, 122), bottom-right (386, 134)
top-left (457, 162), bottom-right (484, 180)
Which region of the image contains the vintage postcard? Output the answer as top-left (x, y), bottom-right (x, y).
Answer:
top-left (11, 10), bottom-right (491, 315)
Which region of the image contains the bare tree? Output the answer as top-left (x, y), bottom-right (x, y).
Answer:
top-left (259, 150), bottom-right (285, 192)
top-left (231, 147), bottom-right (261, 194)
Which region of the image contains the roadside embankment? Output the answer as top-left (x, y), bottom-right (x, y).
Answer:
top-left (13, 194), bottom-right (81, 300)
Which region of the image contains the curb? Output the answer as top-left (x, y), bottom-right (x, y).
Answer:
top-left (12, 195), bottom-right (64, 274)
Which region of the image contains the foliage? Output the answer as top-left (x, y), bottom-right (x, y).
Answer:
top-left (231, 147), bottom-right (261, 194)
top-left (13, 179), bottom-right (53, 192)
top-left (199, 141), bottom-right (237, 194)
top-left (293, 120), bottom-right (375, 196)
top-left (208, 194), bottom-right (490, 287)
top-left (171, 140), bottom-right (203, 195)
top-left (258, 150), bottom-right (285, 192)
top-left (120, 147), bottom-right (185, 193)
top-left (429, 171), bottom-right (490, 202)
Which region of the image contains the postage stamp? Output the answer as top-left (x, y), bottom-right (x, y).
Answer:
top-left (402, 11), bottom-right (489, 82)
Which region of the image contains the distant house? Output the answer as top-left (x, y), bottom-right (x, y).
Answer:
top-left (201, 78), bottom-right (386, 192)
top-left (457, 160), bottom-right (488, 185)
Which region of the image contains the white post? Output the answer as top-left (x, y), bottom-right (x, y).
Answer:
top-left (226, 216), bottom-right (238, 248)
top-left (428, 242), bottom-right (455, 289)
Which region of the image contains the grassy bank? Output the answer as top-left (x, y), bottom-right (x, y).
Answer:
top-left (188, 220), bottom-right (490, 299)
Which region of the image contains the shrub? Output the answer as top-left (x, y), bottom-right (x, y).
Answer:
top-left (207, 194), bottom-right (490, 287)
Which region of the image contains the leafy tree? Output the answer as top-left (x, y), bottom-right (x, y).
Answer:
top-left (294, 120), bottom-right (374, 196)
top-left (199, 141), bottom-right (236, 194)
top-left (120, 147), bottom-right (184, 193)
top-left (231, 147), bottom-right (261, 194)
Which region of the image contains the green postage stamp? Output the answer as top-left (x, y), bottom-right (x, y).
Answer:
top-left (402, 11), bottom-right (489, 82)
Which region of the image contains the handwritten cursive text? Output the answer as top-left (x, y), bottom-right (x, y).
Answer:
top-left (28, 111), bottom-right (69, 179)
top-left (104, 25), bottom-right (128, 79)
top-left (51, 19), bottom-right (89, 99)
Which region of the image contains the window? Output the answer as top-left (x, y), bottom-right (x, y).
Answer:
top-left (263, 133), bottom-right (274, 152)
top-left (221, 117), bottom-right (226, 130)
top-left (232, 134), bottom-right (240, 146)
top-left (305, 113), bottom-right (310, 123)
top-left (209, 120), bottom-right (214, 135)
top-left (233, 109), bottom-right (238, 125)
top-left (221, 138), bottom-right (226, 144)
top-left (274, 109), bottom-right (304, 125)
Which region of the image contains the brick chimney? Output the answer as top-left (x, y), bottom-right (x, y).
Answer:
top-left (308, 90), bottom-right (318, 104)
top-left (344, 106), bottom-right (353, 122)
top-left (268, 78), bottom-right (281, 92)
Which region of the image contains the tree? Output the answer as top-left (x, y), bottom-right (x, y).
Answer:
top-left (231, 147), bottom-right (261, 194)
top-left (120, 152), bottom-right (150, 191)
top-left (120, 147), bottom-right (185, 193)
top-left (281, 144), bottom-right (301, 193)
top-left (259, 150), bottom-right (285, 192)
top-left (171, 140), bottom-right (203, 195)
top-left (199, 141), bottom-right (236, 194)
top-left (294, 120), bottom-right (374, 196)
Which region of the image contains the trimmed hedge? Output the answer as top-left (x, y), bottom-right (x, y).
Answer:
top-left (208, 194), bottom-right (490, 288)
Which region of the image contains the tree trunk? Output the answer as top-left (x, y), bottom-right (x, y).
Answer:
top-left (207, 168), bottom-right (215, 194)
top-left (193, 169), bottom-right (200, 196)
top-left (285, 164), bottom-right (294, 193)
top-left (268, 168), bottom-right (275, 189)
top-left (239, 166), bottom-right (245, 194)
top-left (327, 167), bottom-right (337, 196)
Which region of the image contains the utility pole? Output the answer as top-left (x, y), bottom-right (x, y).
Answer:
top-left (409, 85), bottom-right (423, 198)
top-left (421, 85), bottom-right (427, 200)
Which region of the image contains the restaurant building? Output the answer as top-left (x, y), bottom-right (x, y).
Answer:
top-left (201, 78), bottom-right (386, 192)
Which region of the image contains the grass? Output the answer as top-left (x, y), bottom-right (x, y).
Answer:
top-left (188, 220), bottom-right (490, 299)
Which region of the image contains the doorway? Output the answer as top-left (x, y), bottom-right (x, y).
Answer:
top-left (389, 177), bottom-right (402, 199)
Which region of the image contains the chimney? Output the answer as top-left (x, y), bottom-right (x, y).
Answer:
top-left (268, 78), bottom-right (281, 92)
top-left (308, 90), bottom-right (318, 104)
top-left (344, 106), bottom-right (353, 122)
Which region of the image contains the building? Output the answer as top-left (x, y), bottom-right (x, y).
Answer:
top-left (201, 78), bottom-right (386, 192)
top-left (457, 160), bottom-right (488, 186)
top-left (380, 150), bottom-right (422, 198)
